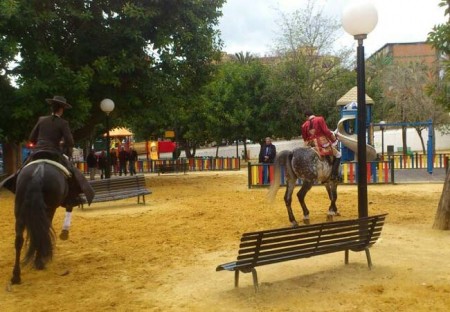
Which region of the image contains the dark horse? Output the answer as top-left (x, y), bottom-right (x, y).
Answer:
top-left (11, 159), bottom-right (70, 284)
top-left (267, 148), bottom-right (339, 227)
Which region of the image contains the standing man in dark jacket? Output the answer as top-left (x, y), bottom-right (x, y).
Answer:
top-left (110, 148), bottom-right (118, 175)
top-left (259, 137), bottom-right (277, 164)
top-left (86, 149), bottom-right (98, 180)
top-left (258, 137), bottom-right (276, 184)
top-left (118, 146), bottom-right (128, 176)
top-left (128, 147), bottom-right (138, 176)
top-left (97, 150), bottom-right (107, 179)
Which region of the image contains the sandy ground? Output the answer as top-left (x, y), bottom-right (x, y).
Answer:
top-left (0, 170), bottom-right (449, 312)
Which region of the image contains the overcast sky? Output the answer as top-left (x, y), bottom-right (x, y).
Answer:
top-left (218, 0), bottom-right (447, 57)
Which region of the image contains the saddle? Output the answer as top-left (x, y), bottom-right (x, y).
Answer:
top-left (310, 147), bottom-right (334, 165)
top-left (30, 149), bottom-right (65, 163)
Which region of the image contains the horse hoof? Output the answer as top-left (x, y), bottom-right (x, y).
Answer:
top-left (10, 276), bottom-right (21, 285)
top-left (326, 215), bottom-right (334, 222)
top-left (59, 230), bottom-right (69, 240)
top-left (302, 219), bottom-right (310, 225)
top-left (35, 261), bottom-right (45, 270)
top-left (291, 221), bottom-right (299, 228)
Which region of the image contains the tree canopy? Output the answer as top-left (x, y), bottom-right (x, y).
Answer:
top-left (0, 0), bottom-right (225, 144)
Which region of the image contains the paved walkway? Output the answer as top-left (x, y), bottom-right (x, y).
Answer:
top-left (393, 168), bottom-right (447, 183)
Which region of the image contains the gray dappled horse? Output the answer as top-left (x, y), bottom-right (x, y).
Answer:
top-left (10, 160), bottom-right (69, 284)
top-left (267, 148), bottom-right (339, 227)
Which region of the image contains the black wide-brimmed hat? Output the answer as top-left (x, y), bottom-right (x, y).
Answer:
top-left (45, 96), bottom-right (72, 109)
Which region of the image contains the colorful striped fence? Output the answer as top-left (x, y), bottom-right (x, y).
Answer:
top-left (186, 157), bottom-right (240, 171)
top-left (390, 153), bottom-right (449, 169)
top-left (247, 160), bottom-right (394, 188)
top-left (74, 156), bottom-right (240, 174)
top-left (341, 161), bottom-right (393, 184)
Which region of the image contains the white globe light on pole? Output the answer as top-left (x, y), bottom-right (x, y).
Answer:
top-left (100, 98), bottom-right (115, 115)
top-left (342, 1), bottom-right (378, 218)
top-left (342, 2), bottom-right (378, 38)
top-left (100, 99), bottom-right (115, 179)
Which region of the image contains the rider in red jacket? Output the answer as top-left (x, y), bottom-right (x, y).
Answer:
top-left (301, 110), bottom-right (341, 181)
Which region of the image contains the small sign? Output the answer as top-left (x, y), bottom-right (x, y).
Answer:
top-left (165, 130), bottom-right (175, 138)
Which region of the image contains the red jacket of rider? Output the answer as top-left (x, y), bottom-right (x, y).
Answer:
top-left (301, 115), bottom-right (336, 145)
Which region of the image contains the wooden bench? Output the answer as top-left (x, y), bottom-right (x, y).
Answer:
top-left (216, 213), bottom-right (387, 291)
top-left (155, 161), bottom-right (188, 175)
top-left (79, 175), bottom-right (151, 208)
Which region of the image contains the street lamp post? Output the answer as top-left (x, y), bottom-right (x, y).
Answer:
top-left (379, 120), bottom-right (386, 160)
top-left (100, 99), bottom-right (115, 179)
top-left (342, 1), bottom-right (378, 218)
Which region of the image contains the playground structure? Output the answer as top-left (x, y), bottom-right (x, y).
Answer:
top-left (336, 87), bottom-right (435, 173)
top-left (96, 127), bottom-right (177, 160)
top-left (336, 86), bottom-right (375, 162)
top-left (336, 112), bottom-right (377, 162)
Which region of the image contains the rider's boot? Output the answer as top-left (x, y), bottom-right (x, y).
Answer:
top-left (330, 157), bottom-right (341, 182)
top-left (62, 176), bottom-right (83, 209)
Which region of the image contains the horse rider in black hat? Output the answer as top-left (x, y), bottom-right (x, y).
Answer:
top-left (1, 96), bottom-right (94, 208)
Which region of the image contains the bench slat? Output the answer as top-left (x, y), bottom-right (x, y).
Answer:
top-left (238, 224), bottom-right (384, 254)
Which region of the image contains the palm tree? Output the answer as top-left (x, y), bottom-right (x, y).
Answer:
top-left (234, 51), bottom-right (254, 64)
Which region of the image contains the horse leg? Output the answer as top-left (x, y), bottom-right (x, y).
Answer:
top-left (11, 220), bottom-right (25, 284)
top-left (34, 251), bottom-right (45, 270)
top-left (297, 181), bottom-right (313, 224)
top-left (59, 208), bottom-right (73, 240)
top-left (283, 178), bottom-right (299, 227)
top-left (325, 181), bottom-right (339, 221)
top-left (33, 209), bottom-right (56, 270)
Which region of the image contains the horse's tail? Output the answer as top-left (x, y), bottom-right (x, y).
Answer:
top-left (267, 150), bottom-right (293, 203)
top-left (22, 164), bottom-right (55, 266)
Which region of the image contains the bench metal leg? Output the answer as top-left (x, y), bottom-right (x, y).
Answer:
top-left (345, 249), bottom-right (372, 269)
top-left (365, 247), bottom-right (373, 269)
top-left (234, 269), bottom-right (259, 292)
top-left (234, 270), bottom-right (239, 288)
top-left (251, 268), bottom-right (259, 292)
top-left (137, 195), bottom-right (146, 205)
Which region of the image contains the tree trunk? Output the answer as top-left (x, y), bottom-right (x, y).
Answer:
top-left (183, 145), bottom-right (194, 158)
top-left (402, 125), bottom-right (407, 156)
top-left (414, 128), bottom-right (426, 154)
top-left (243, 141), bottom-right (248, 160)
top-left (3, 142), bottom-right (22, 175)
top-left (432, 168), bottom-right (450, 230)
